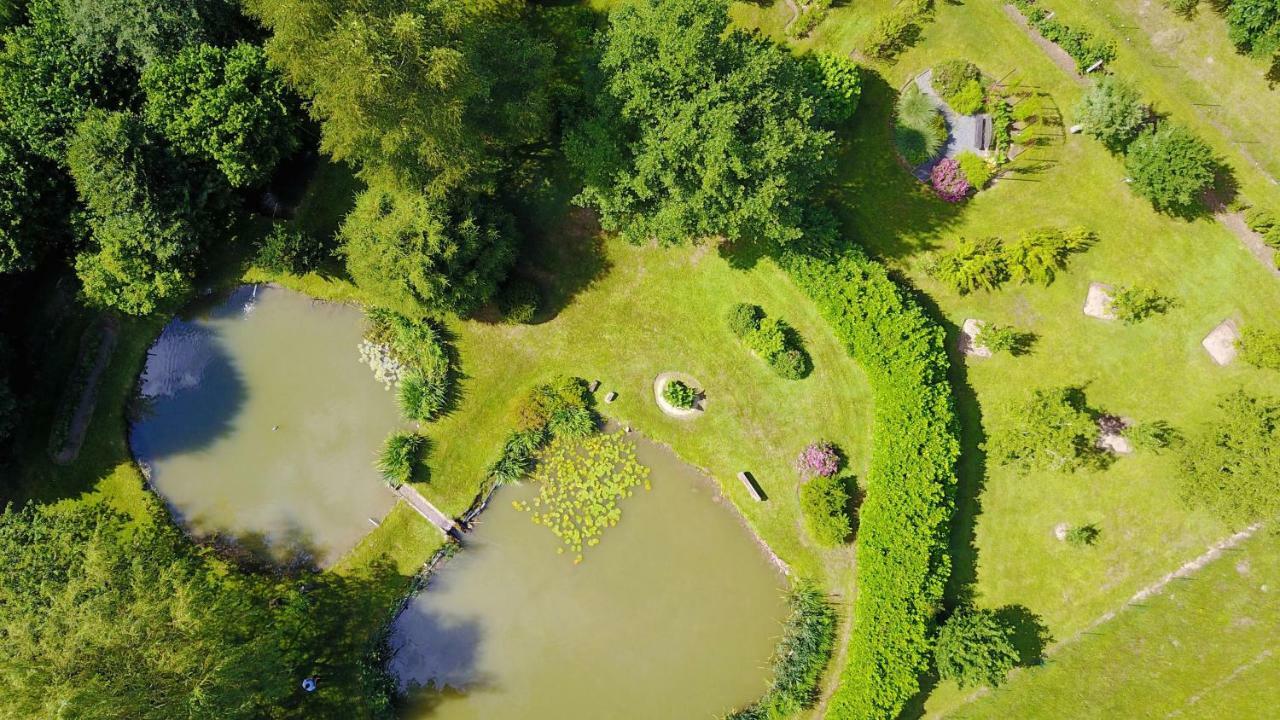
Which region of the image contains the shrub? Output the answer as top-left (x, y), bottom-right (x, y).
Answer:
top-left (398, 371), bottom-right (448, 422)
top-left (1125, 123), bottom-right (1217, 213)
top-left (727, 303), bottom-right (763, 338)
top-left (496, 277), bottom-right (539, 324)
top-left (1009, 0), bottom-right (1117, 70)
top-left (771, 348), bottom-right (810, 380)
top-left (490, 376), bottom-right (598, 485)
top-left (781, 243), bottom-right (959, 720)
top-left (811, 52), bottom-right (862, 123)
top-left (895, 85), bottom-right (947, 165)
top-left (932, 60), bottom-right (981, 99)
top-left (1227, 0), bottom-right (1280, 58)
top-left (989, 386), bottom-right (1103, 473)
top-left (1243, 206), bottom-right (1277, 234)
top-left (955, 152), bottom-right (992, 189)
top-left (376, 432), bottom-right (428, 488)
top-left (934, 608), bottom-right (1019, 689)
top-left (1124, 420), bottom-right (1181, 452)
top-left (1075, 75), bottom-right (1147, 151)
top-left (1066, 524), bottom-right (1100, 546)
top-left (800, 475), bottom-right (853, 547)
top-left (862, 0), bottom-right (934, 61)
top-left (663, 379), bottom-right (697, 410)
top-left (1109, 285), bottom-right (1175, 324)
top-left (930, 158), bottom-right (970, 202)
top-left (928, 237), bottom-right (1008, 294)
top-left (726, 581), bottom-right (838, 719)
top-left (1180, 390), bottom-right (1280, 525)
top-left (256, 225), bottom-right (328, 275)
top-left (991, 98), bottom-right (1014, 162)
top-left (795, 441), bottom-right (842, 479)
top-left (1003, 226), bottom-right (1095, 286)
top-left (788, 0), bottom-right (833, 39)
top-left (981, 323), bottom-right (1033, 356)
top-left (948, 79), bottom-right (985, 115)
top-left (1240, 327), bottom-right (1280, 370)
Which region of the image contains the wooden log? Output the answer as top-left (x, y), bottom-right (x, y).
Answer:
top-left (737, 471), bottom-right (765, 502)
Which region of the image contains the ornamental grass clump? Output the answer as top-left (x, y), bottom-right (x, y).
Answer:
top-left (930, 158), bottom-right (970, 202)
top-left (376, 431), bottom-right (428, 489)
top-left (795, 441), bottom-right (841, 479)
top-left (513, 433), bottom-right (651, 564)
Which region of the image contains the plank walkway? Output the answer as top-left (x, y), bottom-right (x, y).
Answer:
top-left (393, 484), bottom-right (462, 538)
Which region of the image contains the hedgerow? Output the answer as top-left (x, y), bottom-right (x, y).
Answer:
top-left (779, 242), bottom-right (960, 720)
top-left (1008, 0), bottom-right (1116, 71)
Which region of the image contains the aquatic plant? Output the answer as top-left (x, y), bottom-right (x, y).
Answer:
top-left (512, 433), bottom-right (650, 564)
top-left (358, 339), bottom-right (406, 390)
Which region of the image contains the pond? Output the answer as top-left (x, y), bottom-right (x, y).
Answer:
top-left (390, 432), bottom-right (787, 720)
top-left (130, 285), bottom-right (401, 566)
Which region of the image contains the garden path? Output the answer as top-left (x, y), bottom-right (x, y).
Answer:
top-left (394, 484), bottom-right (462, 537)
top-left (52, 317), bottom-right (119, 465)
top-left (911, 70), bottom-right (986, 180)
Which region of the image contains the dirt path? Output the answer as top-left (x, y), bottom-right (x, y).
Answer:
top-left (1215, 211), bottom-right (1280, 278)
top-left (783, 0), bottom-right (800, 34)
top-left (52, 317), bottom-right (119, 465)
top-left (947, 523), bottom-right (1265, 714)
top-left (394, 484), bottom-right (462, 537)
top-left (1002, 5), bottom-right (1084, 83)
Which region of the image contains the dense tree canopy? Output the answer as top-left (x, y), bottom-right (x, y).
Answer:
top-left (1181, 390), bottom-right (1280, 526)
top-left (1227, 0), bottom-right (1280, 58)
top-left (0, 128), bottom-right (60, 273)
top-left (934, 608), bottom-right (1019, 689)
top-left (68, 110), bottom-right (202, 315)
top-left (566, 0), bottom-right (835, 248)
top-left (341, 176), bottom-right (516, 317)
top-left (245, 0), bottom-right (552, 198)
top-left (1125, 123), bottom-right (1216, 213)
top-left (1075, 74), bottom-right (1146, 151)
top-left (142, 42), bottom-right (297, 187)
top-left (61, 0), bottom-right (241, 69)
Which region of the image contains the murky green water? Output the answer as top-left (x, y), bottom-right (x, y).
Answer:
top-left (390, 432), bottom-right (787, 720)
top-left (130, 285), bottom-right (400, 566)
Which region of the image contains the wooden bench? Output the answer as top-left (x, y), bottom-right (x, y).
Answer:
top-left (737, 471), bottom-right (765, 502)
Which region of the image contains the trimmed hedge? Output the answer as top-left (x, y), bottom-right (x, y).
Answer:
top-left (780, 243), bottom-right (960, 720)
top-left (1008, 0), bottom-right (1116, 71)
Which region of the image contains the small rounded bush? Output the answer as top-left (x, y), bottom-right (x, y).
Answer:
top-left (948, 79), bottom-right (985, 115)
top-left (932, 60), bottom-right (981, 98)
top-left (799, 475), bottom-right (852, 547)
top-left (663, 379), bottom-right (697, 409)
top-left (795, 441), bottom-right (842, 478)
top-left (398, 370), bottom-right (448, 421)
top-left (1125, 123), bottom-right (1216, 212)
top-left (727, 303), bottom-right (763, 338)
top-left (376, 431), bottom-right (428, 488)
top-left (930, 158), bottom-right (971, 202)
top-left (256, 225), bottom-right (328, 275)
top-left (497, 277), bottom-right (540, 324)
top-left (955, 152), bottom-right (992, 190)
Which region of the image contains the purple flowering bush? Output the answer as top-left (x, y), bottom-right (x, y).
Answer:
top-left (795, 441), bottom-right (841, 479)
top-left (930, 158), bottom-right (971, 202)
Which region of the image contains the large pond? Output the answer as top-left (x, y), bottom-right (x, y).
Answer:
top-left (390, 432), bottom-right (788, 720)
top-left (130, 285), bottom-right (401, 566)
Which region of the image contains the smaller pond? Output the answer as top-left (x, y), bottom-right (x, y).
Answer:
top-left (130, 285), bottom-right (401, 566)
top-left (390, 432), bottom-right (787, 720)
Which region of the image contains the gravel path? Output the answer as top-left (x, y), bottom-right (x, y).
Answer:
top-left (911, 70), bottom-right (988, 180)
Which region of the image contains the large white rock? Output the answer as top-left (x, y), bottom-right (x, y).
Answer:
top-left (1202, 319), bottom-right (1241, 366)
top-left (1083, 282), bottom-right (1116, 320)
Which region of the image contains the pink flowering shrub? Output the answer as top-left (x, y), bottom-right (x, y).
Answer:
top-left (795, 441), bottom-right (841, 479)
top-left (930, 158), bottom-right (971, 202)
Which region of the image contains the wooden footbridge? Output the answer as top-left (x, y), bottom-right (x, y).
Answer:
top-left (392, 484), bottom-right (463, 539)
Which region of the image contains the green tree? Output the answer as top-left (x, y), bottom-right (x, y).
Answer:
top-left (1227, 0), bottom-right (1280, 58)
top-left (1125, 123), bottom-right (1216, 213)
top-left (60, 0), bottom-right (241, 68)
top-left (799, 474), bottom-right (853, 547)
top-left (808, 52), bottom-right (862, 124)
top-left (341, 176), bottom-right (516, 317)
top-left (1180, 390), bottom-right (1280, 526)
top-left (934, 607), bottom-right (1019, 689)
top-left (0, 129), bottom-right (62, 273)
top-left (68, 110), bottom-right (201, 315)
top-left (245, 0), bottom-right (552, 197)
top-left (1075, 74), bottom-right (1146, 151)
top-left (989, 386), bottom-right (1102, 473)
top-left (143, 42), bottom-right (297, 187)
top-left (1240, 327), bottom-right (1280, 370)
top-left (566, 0), bottom-right (834, 248)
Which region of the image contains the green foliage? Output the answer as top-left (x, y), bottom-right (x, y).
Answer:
top-left (1003, 226), bottom-right (1095, 286)
top-left (566, 0), bottom-right (833, 249)
top-left (1009, 0), bottom-right (1117, 70)
top-left (928, 237), bottom-right (1008, 294)
top-left (496, 277), bottom-right (540, 324)
top-left (61, 0), bottom-right (239, 69)
top-left (398, 371), bottom-right (449, 423)
top-left (1075, 75), bottom-right (1147, 151)
top-left (955, 151), bottom-right (992, 189)
top-left (0, 501), bottom-right (391, 718)
top-left (727, 581), bottom-right (838, 719)
top-left (809, 52), bottom-right (862, 123)
top-left (1227, 0), bottom-right (1280, 58)
top-left (0, 128), bottom-right (60, 273)
top-left (1242, 206), bottom-right (1280, 249)
top-left (663, 379), bottom-right (697, 410)
top-left (245, 0), bottom-right (553, 197)
top-left (788, 0), bottom-right (833, 38)
top-left (364, 307), bottom-right (453, 386)
top-left (989, 386), bottom-right (1103, 473)
top-left (67, 110), bottom-right (201, 315)
top-left (1125, 123), bottom-right (1217, 213)
top-left (488, 376), bottom-right (598, 485)
top-left (340, 176), bottom-right (517, 318)
top-left (254, 224), bottom-right (328, 275)
top-left (376, 431), bottom-right (428, 488)
top-left (862, 0), bottom-right (934, 61)
top-left (514, 433), bottom-right (650, 563)
top-left (727, 302), bottom-right (764, 338)
top-left (1180, 390), bottom-right (1280, 526)
top-left (780, 243), bottom-right (959, 720)
top-left (1066, 523), bottom-right (1101, 546)
top-left (800, 475), bottom-right (852, 547)
top-left (895, 84), bottom-right (947, 166)
top-left (1124, 420), bottom-right (1181, 452)
top-left (1240, 327), bottom-right (1280, 369)
top-left (142, 42), bottom-right (297, 188)
top-left (932, 60), bottom-right (981, 98)
top-left (1109, 285), bottom-right (1175, 324)
top-left (935, 607), bottom-right (1019, 689)
top-left (948, 79), bottom-right (986, 115)
top-left (981, 323), bottom-right (1034, 356)
top-left (1164, 0), bottom-right (1200, 16)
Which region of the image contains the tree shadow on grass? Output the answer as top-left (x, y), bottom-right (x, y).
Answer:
top-left (995, 603), bottom-right (1053, 667)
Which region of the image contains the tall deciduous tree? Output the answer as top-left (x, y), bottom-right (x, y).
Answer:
top-left (244, 0), bottom-right (552, 198)
top-left (1227, 0), bottom-right (1280, 58)
top-left (143, 42), bottom-right (297, 187)
top-left (60, 0), bottom-right (242, 68)
top-left (989, 386), bottom-right (1103, 473)
top-left (341, 175), bottom-right (516, 317)
top-left (68, 110), bottom-right (201, 315)
top-left (0, 128), bottom-right (62, 273)
top-left (566, 0), bottom-right (834, 248)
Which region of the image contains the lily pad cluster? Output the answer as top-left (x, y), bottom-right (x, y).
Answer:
top-left (512, 433), bottom-right (650, 564)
